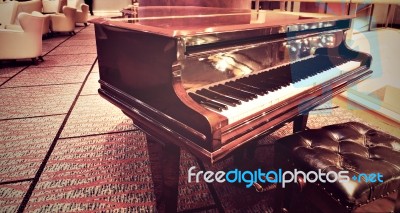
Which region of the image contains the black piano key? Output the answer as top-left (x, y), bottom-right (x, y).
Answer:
top-left (196, 89), bottom-right (240, 107)
top-left (266, 81), bottom-right (288, 90)
top-left (196, 55), bottom-right (355, 109)
top-left (262, 73), bottom-right (292, 86)
top-left (189, 92), bottom-right (228, 110)
top-left (261, 77), bottom-right (290, 86)
top-left (240, 77), bottom-right (280, 92)
top-left (224, 81), bottom-right (264, 95)
top-left (209, 85), bottom-right (256, 101)
top-left (189, 93), bottom-right (227, 112)
top-left (234, 81), bottom-right (269, 94)
top-left (225, 81), bottom-right (266, 95)
top-left (224, 85), bottom-right (258, 99)
top-left (200, 102), bottom-right (224, 112)
top-left (261, 82), bottom-right (281, 91)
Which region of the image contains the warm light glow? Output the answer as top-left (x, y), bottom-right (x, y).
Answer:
top-left (204, 28), bottom-right (214, 33)
top-left (215, 57), bottom-right (231, 72)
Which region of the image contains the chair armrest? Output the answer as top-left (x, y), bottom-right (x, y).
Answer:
top-left (50, 14), bottom-right (66, 24)
top-left (0, 28), bottom-right (23, 33)
top-left (4, 24), bottom-right (22, 31)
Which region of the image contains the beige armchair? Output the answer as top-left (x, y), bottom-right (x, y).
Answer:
top-left (13, 0), bottom-right (42, 24)
top-left (58, 0), bottom-right (67, 13)
top-left (0, 1), bottom-right (18, 27)
top-left (75, 3), bottom-right (89, 26)
top-left (50, 6), bottom-right (76, 35)
top-left (42, 0), bottom-right (60, 13)
top-left (33, 11), bottom-right (51, 36)
top-left (0, 12), bottom-right (45, 63)
top-left (5, 11), bottom-right (50, 37)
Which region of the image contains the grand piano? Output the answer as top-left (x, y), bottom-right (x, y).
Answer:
top-left (91, 6), bottom-right (372, 212)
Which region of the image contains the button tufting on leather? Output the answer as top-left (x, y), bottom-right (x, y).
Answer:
top-left (366, 130), bottom-right (377, 136)
top-left (275, 122), bottom-right (400, 210)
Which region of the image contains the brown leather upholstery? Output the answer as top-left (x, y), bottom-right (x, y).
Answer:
top-left (275, 122), bottom-right (400, 212)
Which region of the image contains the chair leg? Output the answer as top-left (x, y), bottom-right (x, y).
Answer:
top-left (293, 113), bottom-right (309, 133)
top-left (31, 58), bottom-right (39, 65)
top-left (395, 191), bottom-right (400, 213)
top-left (274, 182), bottom-right (286, 213)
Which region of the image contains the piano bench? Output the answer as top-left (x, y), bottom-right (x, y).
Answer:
top-left (274, 122), bottom-right (400, 213)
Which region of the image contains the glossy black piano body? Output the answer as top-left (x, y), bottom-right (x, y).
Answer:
top-left (92, 6), bottom-right (371, 162)
top-left (91, 7), bottom-right (372, 211)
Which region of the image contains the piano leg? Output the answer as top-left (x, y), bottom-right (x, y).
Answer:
top-left (233, 141), bottom-right (258, 170)
top-left (147, 135), bottom-right (180, 213)
top-left (293, 114), bottom-right (309, 133)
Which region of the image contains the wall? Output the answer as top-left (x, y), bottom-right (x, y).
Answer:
top-left (66, 0), bottom-right (251, 12)
top-left (93, 0), bottom-right (131, 12)
top-left (67, 0), bottom-right (131, 12)
top-left (138, 0), bottom-right (251, 8)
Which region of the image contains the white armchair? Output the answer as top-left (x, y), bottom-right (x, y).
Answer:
top-left (0, 12), bottom-right (45, 63)
top-left (50, 6), bottom-right (76, 35)
top-left (0, 1), bottom-right (18, 27)
top-left (75, 3), bottom-right (89, 26)
top-left (42, 0), bottom-right (60, 13)
top-left (13, 0), bottom-right (42, 24)
top-left (5, 11), bottom-right (50, 37)
top-left (58, 0), bottom-right (67, 13)
top-left (33, 11), bottom-right (51, 36)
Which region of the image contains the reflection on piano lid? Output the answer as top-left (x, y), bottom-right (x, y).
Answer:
top-left (104, 7), bottom-right (347, 45)
top-left (90, 7), bottom-right (372, 163)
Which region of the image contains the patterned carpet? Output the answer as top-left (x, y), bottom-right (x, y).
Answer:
top-left (0, 24), bottom-right (380, 212)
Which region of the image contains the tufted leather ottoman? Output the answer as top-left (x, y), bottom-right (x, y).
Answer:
top-left (274, 122), bottom-right (400, 213)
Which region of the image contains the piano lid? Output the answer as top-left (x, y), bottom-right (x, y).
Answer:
top-left (91, 6), bottom-right (353, 41)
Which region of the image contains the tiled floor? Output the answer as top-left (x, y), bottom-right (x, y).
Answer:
top-left (0, 182), bottom-right (31, 212)
top-left (0, 24), bottom-right (396, 212)
top-left (0, 115), bottom-right (65, 182)
top-left (59, 95), bottom-right (136, 138)
top-left (1, 65), bottom-right (90, 88)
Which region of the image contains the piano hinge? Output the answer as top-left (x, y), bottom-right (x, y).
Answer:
top-left (176, 37), bottom-right (186, 60)
top-left (172, 63), bottom-right (182, 78)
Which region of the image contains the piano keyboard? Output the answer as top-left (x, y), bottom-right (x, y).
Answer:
top-left (189, 56), bottom-right (361, 124)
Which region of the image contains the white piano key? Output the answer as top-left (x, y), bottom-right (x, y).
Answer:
top-left (207, 60), bottom-right (361, 124)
